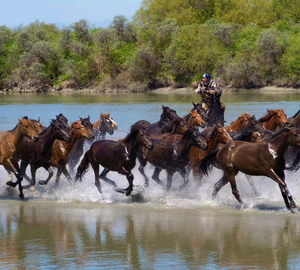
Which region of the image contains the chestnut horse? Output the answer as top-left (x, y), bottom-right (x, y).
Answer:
top-left (225, 112), bottom-right (250, 133)
top-left (258, 108), bottom-right (287, 131)
top-left (75, 124), bottom-right (153, 196)
top-left (93, 113), bottom-right (117, 139)
top-left (184, 110), bottom-right (206, 128)
top-left (19, 119), bottom-right (72, 189)
top-left (201, 127), bottom-right (300, 212)
top-left (0, 118), bottom-right (39, 199)
top-left (137, 128), bottom-right (207, 190)
top-left (39, 121), bottom-right (95, 186)
top-left (189, 124), bottom-right (232, 183)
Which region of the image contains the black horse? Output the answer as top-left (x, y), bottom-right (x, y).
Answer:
top-left (75, 124), bottom-right (153, 196)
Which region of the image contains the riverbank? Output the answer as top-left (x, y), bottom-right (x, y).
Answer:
top-left (1, 85), bottom-right (300, 94)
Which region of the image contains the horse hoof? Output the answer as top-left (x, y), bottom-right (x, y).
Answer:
top-left (38, 180), bottom-right (47, 185)
top-left (6, 181), bottom-right (17, 188)
top-left (290, 201), bottom-right (297, 209)
top-left (19, 194), bottom-right (25, 200)
top-left (114, 188), bottom-right (126, 194)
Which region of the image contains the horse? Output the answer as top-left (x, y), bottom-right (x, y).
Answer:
top-left (56, 113), bottom-right (70, 131)
top-left (184, 110), bottom-right (206, 128)
top-left (0, 118), bottom-right (39, 199)
top-left (225, 112), bottom-right (250, 133)
top-left (258, 108), bottom-right (287, 131)
top-left (93, 113), bottom-right (117, 139)
top-left (189, 124), bottom-right (233, 184)
top-left (75, 123), bottom-right (153, 196)
top-left (39, 121), bottom-right (95, 186)
top-left (136, 105), bottom-right (181, 129)
top-left (137, 128), bottom-right (208, 190)
top-left (200, 127), bottom-right (300, 212)
top-left (18, 119), bottom-right (72, 189)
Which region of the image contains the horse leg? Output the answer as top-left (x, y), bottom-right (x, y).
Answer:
top-left (269, 169), bottom-right (296, 211)
top-left (5, 161), bottom-right (24, 199)
top-left (99, 168), bottom-right (117, 187)
top-left (178, 169), bottom-right (188, 191)
top-left (226, 170), bottom-right (244, 208)
top-left (61, 166), bottom-right (73, 185)
top-left (138, 157), bottom-right (149, 187)
top-left (192, 164), bottom-right (205, 187)
top-left (117, 167), bottom-right (134, 196)
top-left (151, 167), bottom-right (164, 187)
top-left (245, 174), bottom-right (259, 197)
top-left (92, 162), bottom-right (102, 194)
top-left (54, 168), bottom-right (63, 187)
top-left (38, 166), bottom-right (54, 185)
top-left (166, 171), bottom-right (173, 191)
top-left (212, 174), bottom-right (229, 199)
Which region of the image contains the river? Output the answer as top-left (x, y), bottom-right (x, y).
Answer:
top-left (0, 90), bottom-right (300, 269)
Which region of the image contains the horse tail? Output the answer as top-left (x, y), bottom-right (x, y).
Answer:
top-left (200, 149), bottom-right (219, 176)
top-left (75, 150), bottom-right (91, 182)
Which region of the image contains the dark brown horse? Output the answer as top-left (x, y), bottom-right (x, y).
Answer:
top-left (75, 124), bottom-right (153, 196)
top-left (0, 118), bottom-right (39, 199)
top-left (39, 121), bottom-right (95, 186)
top-left (19, 119), bottom-right (72, 189)
top-left (56, 113), bottom-right (69, 131)
top-left (201, 127), bottom-right (300, 211)
top-left (137, 128), bottom-right (208, 190)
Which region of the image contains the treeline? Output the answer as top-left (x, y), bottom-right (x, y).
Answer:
top-left (1, 0), bottom-right (300, 91)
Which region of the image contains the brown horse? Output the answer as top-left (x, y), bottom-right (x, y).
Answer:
top-left (184, 110), bottom-right (206, 128)
top-left (19, 119), bottom-right (72, 189)
top-left (189, 124), bottom-right (232, 183)
top-left (225, 112), bottom-right (250, 132)
top-left (75, 123), bottom-right (153, 196)
top-left (0, 118), bottom-right (39, 199)
top-left (201, 127), bottom-right (300, 211)
top-left (137, 128), bottom-right (207, 190)
top-left (93, 113), bottom-right (117, 139)
top-left (39, 121), bottom-right (95, 186)
top-left (258, 108), bottom-right (287, 131)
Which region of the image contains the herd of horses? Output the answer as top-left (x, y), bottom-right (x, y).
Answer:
top-left (1, 98), bottom-right (300, 212)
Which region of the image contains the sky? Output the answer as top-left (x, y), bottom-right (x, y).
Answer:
top-left (0, 0), bottom-right (143, 28)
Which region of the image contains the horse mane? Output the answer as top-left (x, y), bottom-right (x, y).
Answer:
top-left (264, 127), bottom-right (289, 140)
top-left (10, 116), bottom-right (29, 131)
top-left (123, 123), bottom-right (144, 143)
top-left (291, 109), bottom-right (300, 119)
top-left (180, 127), bottom-right (200, 143)
top-left (259, 110), bottom-right (277, 123)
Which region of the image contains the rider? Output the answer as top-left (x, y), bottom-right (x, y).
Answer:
top-left (195, 73), bottom-right (225, 112)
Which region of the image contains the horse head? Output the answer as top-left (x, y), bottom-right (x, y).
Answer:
top-left (56, 113), bottom-right (69, 132)
top-left (188, 110), bottom-right (206, 128)
top-left (51, 119), bottom-right (72, 143)
top-left (100, 113), bottom-right (114, 136)
top-left (182, 128), bottom-right (207, 151)
top-left (18, 118), bottom-right (39, 141)
top-left (70, 121), bottom-right (95, 141)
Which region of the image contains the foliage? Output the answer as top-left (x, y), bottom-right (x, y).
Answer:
top-left (1, 2), bottom-right (300, 90)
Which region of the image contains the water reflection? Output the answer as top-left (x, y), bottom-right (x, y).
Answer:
top-left (0, 202), bottom-right (300, 269)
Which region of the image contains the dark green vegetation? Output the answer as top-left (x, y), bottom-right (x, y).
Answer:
top-left (1, 0), bottom-right (300, 91)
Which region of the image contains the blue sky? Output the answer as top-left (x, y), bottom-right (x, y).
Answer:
top-left (0, 0), bottom-right (143, 28)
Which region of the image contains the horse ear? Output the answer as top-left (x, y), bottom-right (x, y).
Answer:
top-left (101, 113), bottom-right (103, 117)
top-left (80, 117), bottom-right (83, 121)
top-left (240, 113), bottom-right (243, 116)
top-left (189, 110), bottom-right (192, 114)
top-left (38, 117), bottom-right (40, 122)
top-left (88, 115), bottom-right (90, 120)
top-left (192, 102), bottom-right (196, 107)
top-left (162, 105), bottom-right (165, 109)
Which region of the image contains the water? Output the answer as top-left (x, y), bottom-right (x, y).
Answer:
top-left (1, 90), bottom-right (300, 269)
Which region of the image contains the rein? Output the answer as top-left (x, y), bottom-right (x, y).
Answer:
top-left (174, 88), bottom-right (194, 106)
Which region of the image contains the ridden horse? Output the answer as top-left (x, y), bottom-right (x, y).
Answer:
top-left (39, 121), bottom-right (95, 186)
top-left (184, 110), bottom-right (206, 128)
top-left (189, 124), bottom-right (232, 184)
top-left (225, 112), bottom-right (250, 133)
top-left (75, 124), bottom-right (153, 196)
top-left (19, 120), bottom-right (72, 189)
top-left (200, 127), bottom-right (300, 211)
top-left (0, 118), bottom-right (39, 199)
top-left (258, 108), bottom-right (287, 131)
top-left (137, 128), bottom-right (208, 190)
top-left (93, 113), bottom-right (117, 139)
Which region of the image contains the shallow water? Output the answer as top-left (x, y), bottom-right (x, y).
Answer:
top-left (1, 90), bottom-right (300, 269)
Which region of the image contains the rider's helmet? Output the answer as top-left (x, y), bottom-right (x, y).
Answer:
top-left (203, 73), bottom-right (210, 79)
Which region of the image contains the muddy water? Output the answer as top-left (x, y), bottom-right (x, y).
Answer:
top-left (1, 90), bottom-right (300, 269)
